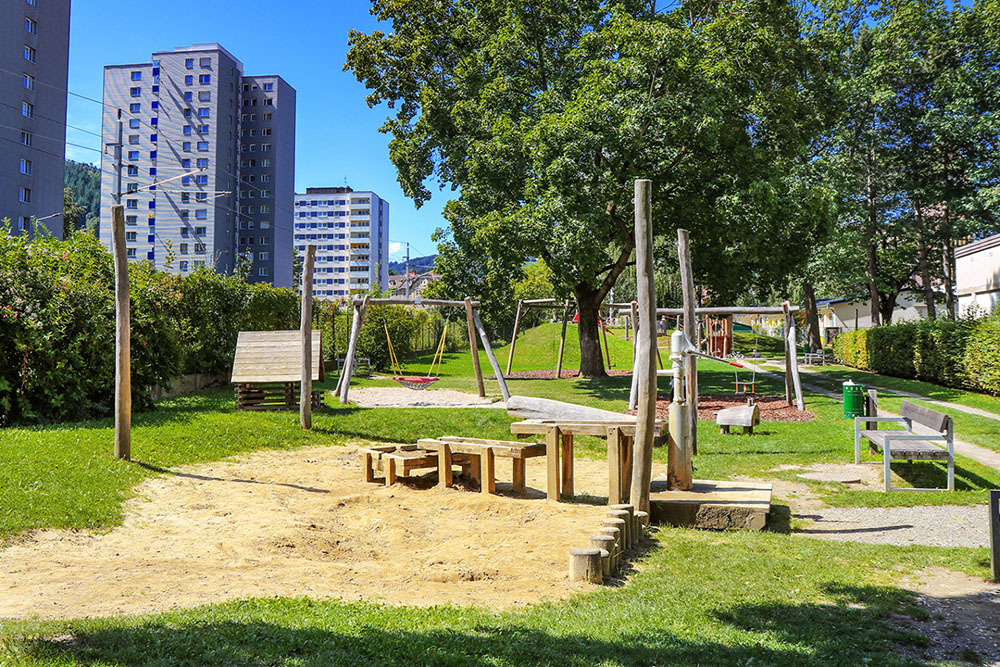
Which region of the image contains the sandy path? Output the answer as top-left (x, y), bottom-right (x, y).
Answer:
top-left (347, 387), bottom-right (506, 408)
top-left (0, 446), bottom-right (627, 620)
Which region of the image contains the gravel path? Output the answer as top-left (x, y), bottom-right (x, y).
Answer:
top-left (794, 504), bottom-right (990, 548)
top-left (344, 387), bottom-right (506, 409)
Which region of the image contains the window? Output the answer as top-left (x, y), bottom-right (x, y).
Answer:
top-left (151, 100), bottom-right (159, 110)
top-left (198, 108), bottom-right (210, 117)
top-left (195, 175), bottom-right (208, 185)
top-left (150, 117), bottom-right (157, 126)
top-left (199, 125), bottom-right (209, 133)
top-left (125, 231), bottom-right (137, 242)
top-left (181, 158), bottom-right (191, 168)
top-left (262, 113), bottom-right (272, 121)
top-left (127, 248), bottom-right (136, 258)
top-left (261, 143), bottom-right (272, 152)
top-left (179, 209), bottom-right (189, 218)
top-left (129, 103), bottom-right (140, 113)
top-left (196, 158), bottom-right (208, 168)
top-left (151, 84), bottom-right (159, 94)
top-left (19, 158), bottom-right (31, 175)
top-left (20, 131), bottom-right (32, 146)
top-left (22, 73), bottom-right (34, 90)
top-left (150, 133), bottom-right (157, 143)
top-left (184, 91), bottom-right (193, 101)
top-left (258, 267), bottom-right (268, 277)
top-left (182, 142), bottom-right (191, 152)
top-left (197, 141), bottom-right (209, 151)
top-left (18, 187), bottom-right (31, 203)
top-left (260, 128), bottom-right (272, 137)
top-left (126, 183), bottom-right (139, 193)
top-left (26, 0), bottom-right (37, 6)
top-left (21, 101), bottom-right (33, 118)
top-left (185, 58), bottom-right (194, 69)
top-left (260, 206), bottom-right (270, 214)
top-left (179, 261), bottom-right (189, 271)
top-left (130, 71), bottom-right (142, 81)
top-left (23, 45), bottom-right (35, 63)
top-left (260, 236), bottom-right (269, 245)
top-left (260, 190), bottom-right (271, 198)
top-left (130, 87), bottom-right (141, 97)
top-left (179, 243), bottom-right (188, 254)
top-left (125, 215), bottom-right (138, 225)
top-left (261, 174), bottom-right (271, 183)
top-left (263, 82), bottom-right (273, 91)
top-left (180, 227), bottom-right (189, 237)
top-left (195, 243), bottom-right (206, 253)
top-left (128, 119), bottom-right (140, 129)
top-left (183, 108), bottom-right (192, 117)
top-left (185, 75), bottom-right (193, 85)
top-left (200, 57), bottom-right (211, 68)
top-left (259, 251), bottom-right (269, 261)
top-left (199, 74), bottom-right (210, 84)
top-left (25, 17), bottom-right (37, 34)
top-left (198, 91), bottom-right (211, 102)
top-left (194, 260), bottom-right (205, 268)
top-left (195, 210), bottom-right (207, 220)
top-left (129, 134), bottom-right (139, 145)
top-left (195, 192), bottom-right (208, 202)
top-left (127, 165), bottom-right (138, 176)
top-left (183, 125), bottom-right (193, 136)
top-left (260, 159), bottom-right (271, 167)
top-left (195, 226), bottom-right (206, 235)
top-left (128, 150), bottom-right (139, 160)
top-left (180, 192), bottom-right (189, 202)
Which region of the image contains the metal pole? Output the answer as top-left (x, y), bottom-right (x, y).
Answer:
top-left (404, 242), bottom-right (410, 298)
top-left (300, 245), bottom-right (315, 429)
top-left (990, 489), bottom-right (999, 582)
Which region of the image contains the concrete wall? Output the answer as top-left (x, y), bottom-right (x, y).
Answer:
top-left (956, 234), bottom-right (1000, 316)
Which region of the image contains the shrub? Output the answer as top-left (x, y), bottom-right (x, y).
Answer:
top-left (964, 312), bottom-right (1000, 395)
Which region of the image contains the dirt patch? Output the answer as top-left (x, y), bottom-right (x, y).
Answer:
top-left (0, 447), bottom-right (643, 620)
top-left (627, 394), bottom-right (814, 422)
top-left (347, 387), bottom-right (505, 408)
top-left (896, 567), bottom-right (1000, 665)
top-left (506, 369), bottom-right (633, 379)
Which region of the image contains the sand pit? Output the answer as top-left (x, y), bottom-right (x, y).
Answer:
top-left (347, 386), bottom-right (506, 408)
top-left (0, 446), bottom-right (630, 621)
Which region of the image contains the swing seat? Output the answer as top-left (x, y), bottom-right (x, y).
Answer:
top-left (393, 376), bottom-right (440, 391)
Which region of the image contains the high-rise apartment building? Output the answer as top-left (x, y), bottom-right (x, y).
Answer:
top-left (99, 44), bottom-right (295, 287)
top-left (1, 0), bottom-right (71, 237)
top-left (293, 187), bottom-right (389, 300)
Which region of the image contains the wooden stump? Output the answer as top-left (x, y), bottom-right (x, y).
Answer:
top-left (569, 548), bottom-right (602, 583)
top-left (590, 535), bottom-right (615, 575)
top-left (608, 509), bottom-right (632, 549)
top-left (598, 526), bottom-right (621, 571)
top-left (635, 510), bottom-right (650, 541)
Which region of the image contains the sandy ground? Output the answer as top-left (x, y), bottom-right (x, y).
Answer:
top-left (347, 387), bottom-right (506, 408)
top-left (0, 446), bottom-right (629, 621)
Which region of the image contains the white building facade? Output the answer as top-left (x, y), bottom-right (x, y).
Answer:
top-left (955, 233), bottom-right (1000, 316)
top-left (293, 187), bottom-right (389, 300)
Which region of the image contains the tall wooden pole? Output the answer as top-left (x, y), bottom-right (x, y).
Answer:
top-left (300, 245), bottom-right (315, 429)
top-left (678, 229), bottom-right (698, 457)
top-left (783, 302), bottom-right (794, 406)
top-left (628, 300), bottom-right (640, 410)
top-left (465, 297), bottom-right (486, 397)
top-left (630, 180), bottom-right (656, 514)
top-left (339, 296), bottom-right (368, 403)
top-left (600, 306), bottom-right (612, 370)
top-left (111, 205), bottom-right (131, 461)
top-left (556, 299), bottom-right (571, 379)
top-left (473, 309), bottom-right (511, 401)
top-left (506, 300), bottom-right (524, 375)
top-left (784, 300), bottom-right (805, 410)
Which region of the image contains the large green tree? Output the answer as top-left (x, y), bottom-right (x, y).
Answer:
top-left (347, 0), bottom-right (834, 376)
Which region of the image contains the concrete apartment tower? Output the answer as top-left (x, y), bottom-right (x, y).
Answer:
top-left (99, 44), bottom-right (295, 287)
top-left (293, 187), bottom-right (389, 300)
top-left (1, 0), bottom-right (71, 237)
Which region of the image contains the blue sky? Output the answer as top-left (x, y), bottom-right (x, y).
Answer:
top-left (65, 0), bottom-right (443, 261)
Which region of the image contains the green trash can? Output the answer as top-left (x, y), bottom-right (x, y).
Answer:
top-left (843, 381), bottom-right (865, 419)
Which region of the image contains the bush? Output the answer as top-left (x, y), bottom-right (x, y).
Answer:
top-left (832, 314), bottom-right (998, 395)
top-left (0, 228), bottom-right (301, 424)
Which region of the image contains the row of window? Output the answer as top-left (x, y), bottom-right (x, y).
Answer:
top-left (240, 143), bottom-right (272, 152)
top-left (240, 128), bottom-right (272, 137)
top-left (239, 189), bottom-right (272, 198)
top-left (237, 208), bottom-right (271, 217)
top-left (297, 212), bottom-right (349, 219)
top-left (242, 82), bottom-right (274, 92)
top-left (184, 57), bottom-right (212, 69)
top-left (241, 98), bottom-right (274, 108)
top-left (296, 199), bottom-right (349, 206)
top-left (240, 158), bottom-right (272, 168)
top-left (238, 236), bottom-right (271, 246)
top-left (240, 112), bottom-right (273, 122)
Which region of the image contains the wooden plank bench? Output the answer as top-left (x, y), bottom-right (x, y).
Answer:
top-left (418, 437), bottom-right (547, 495)
top-left (854, 400), bottom-right (954, 492)
top-left (717, 404), bottom-right (760, 435)
top-left (360, 445), bottom-right (474, 487)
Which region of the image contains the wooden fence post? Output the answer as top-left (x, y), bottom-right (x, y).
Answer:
top-left (556, 299), bottom-right (571, 379)
top-left (506, 300), bottom-right (524, 375)
top-left (678, 229), bottom-right (698, 457)
top-left (339, 295), bottom-right (369, 403)
top-left (111, 205), bottom-right (131, 461)
top-left (465, 297), bottom-right (486, 397)
top-left (630, 180), bottom-right (656, 514)
top-left (300, 245), bottom-right (315, 429)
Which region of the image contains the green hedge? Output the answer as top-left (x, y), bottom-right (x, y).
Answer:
top-left (0, 228), bottom-right (301, 424)
top-left (832, 313), bottom-right (1000, 395)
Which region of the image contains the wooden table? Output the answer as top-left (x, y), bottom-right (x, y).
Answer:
top-left (510, 419), bottom-right (665, 503)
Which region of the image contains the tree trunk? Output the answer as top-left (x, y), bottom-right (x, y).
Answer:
top-left (915, 204), bottom-right (937, 320)
top-left (865, 171), bottom-right (881, 327)
top-left (942, 204), bottom-right (956, 319)
top-left (801, 280), bottom-right (822, 352)
top-left (575, 285), bottom-right (607, 379)
top-left (879, 292), bottom-right (897, 326)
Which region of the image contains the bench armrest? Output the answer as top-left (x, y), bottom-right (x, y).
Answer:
top-left (854, 416), bottom-right (908, 435)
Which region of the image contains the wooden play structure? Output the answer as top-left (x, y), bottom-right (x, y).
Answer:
top-left (230, 330), bottom-right (324, 411)
top-left (505, 298), bottom-right (616, 376)
top-left (336, 297), bottom-right (511, 402)
top-left (716, 403), bottom-right (761, 435)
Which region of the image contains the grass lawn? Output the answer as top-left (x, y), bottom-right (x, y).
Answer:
top-left (0, 528), bottom-right (989, 666)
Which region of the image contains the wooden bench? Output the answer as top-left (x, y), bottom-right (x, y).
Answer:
top-left (418, 437), bottom-right (547, 495)
top-left (360, 444), bottom-right (475, 487)
top-left (338, 356), bottom-right (371, 375)
top-left (717, 404), bottom-right (760, 435)
top-left (854, 400), bottom-right (954, 492)
top-left (803, 351), bottom-right (826, 365)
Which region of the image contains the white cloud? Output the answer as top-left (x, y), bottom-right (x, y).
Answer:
top-left (388, 241), bottom-right (403, 258)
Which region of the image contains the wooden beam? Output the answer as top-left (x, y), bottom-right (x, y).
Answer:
top-left (656, 306), bottom-right (800, 316)
top-left (465, 297), bottom-right (486, 397)
top-left (111, 205), bottom-right (131, 461)
top-left (629, 300), bottom-right (639, 410)
top-left (338, 295), bottom-right (369, 403)
top-left (556, 298), bottom-right (571, 379)
top-left (472, 307), bottom-right (511, 401)
top-left (546, 427), bottom-right (561, 501)
top-left (784, 301), bottom-right (805, 410)
top-left (351, 297), bottom-right (480, 308)
top-left (630, 179), bottom-right (657, 514)
top-left (506, 300), bottom-right (524, 375)
top-left (782, 302), bottom-right (794, 406)
top-left (678, 228), bottom-right (699, 459)
top-left (607, 426), bottom-right (623, 505)
top-left (600, 306), bottom-right (612, 370)
top-left (300, 245), bottom-right (315, 430)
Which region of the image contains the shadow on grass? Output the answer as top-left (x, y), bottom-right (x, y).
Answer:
top-left (890, 460), bottom-right (996, 492)
top-left (21, 584), bottom-right (934, 666)
top-left (134, 462), bottom-right (332, 494)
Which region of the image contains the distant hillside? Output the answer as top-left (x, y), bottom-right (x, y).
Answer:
top-left (64, 160), bottom-right (100, 229)
top-left (388, 254), bottom-right (437, 275)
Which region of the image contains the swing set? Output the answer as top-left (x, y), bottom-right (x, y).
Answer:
top-left (384, 319), bottom-right (449, 390)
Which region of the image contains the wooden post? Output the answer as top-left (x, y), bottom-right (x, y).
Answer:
top-left (784, 301), bottom-right (805, 411)
top-left (472, 308), bottom-right (511, 401)
top-left (300, 245), bottom-right (315, 430)
top-left (782, 302), bottom-right (794, 406)
top-left (607, 426), bottom-right (623, 505)
top-left (568, 548), bottom-right (602, 583)
top-left (555, 298), bottom-right (571, 378)
top-left (991, 489), bottom-right (999, 582)
top-left (465, 297), bottom-right (486, 397)
top-left (628, 300), bottom-right (639, 410)
top-left (111, 205), bottom-right (131, 461)
top-left (600, 306), bottom-right (612, 370)
top-left (506, 300), bottom-right (524, 375)
top-left (546, 426), bottom-right (561, 501)
top-left (438, 443), bottom-right (453, 488)
top-left (338, 295), bottom-right (369, 403)
top-left (630, 180), bottom-right (656, 514)
top-left (678, 228), bottom-right (698, 457)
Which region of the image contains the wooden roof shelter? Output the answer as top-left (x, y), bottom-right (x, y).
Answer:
top-left (231, 330), bottom-right (324, 410)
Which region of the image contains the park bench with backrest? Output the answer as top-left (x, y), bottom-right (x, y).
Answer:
top-left (854, 400), bottom-right (954, 492)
